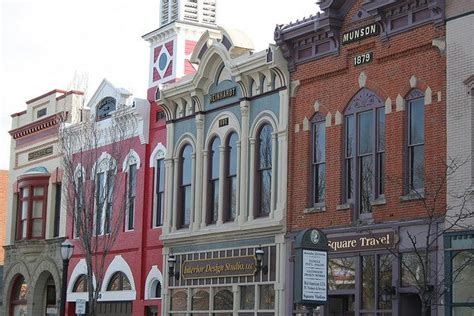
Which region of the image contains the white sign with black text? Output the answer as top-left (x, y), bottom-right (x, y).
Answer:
top-left (75, 299), bottom-right (86, 315)
top-left (302, 249), bottom-right (327, 302)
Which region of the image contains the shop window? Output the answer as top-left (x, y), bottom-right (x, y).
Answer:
top-left (344, 89), bottom-right (384, 216)
top-left (208, 137), bottom-right (221, 224)
top-left (192, 288), bottom-right (210, 311)
top-left (214, 287), bottom-right (233, 311)
top-left (259, 284), bottom-right (275, 310)
top-left (107, 272), bottom-right (131, 291)
top-left (170, 289), bottom-right (188, 311)
top-left (407, 90), bottom-right (425, 192)
top-left (312, 114), bottom-right (326, 205)
top-left (126, 164), bottom-right (137, 231)
top-left (240, 285), bottom-right (255, 310)
top-left (154, 159), bottom-right (165, 227)
top-left (255, 124), bottom-right (273, 217)
top-left (401, 252), bottom-right (427, 287)
top-left (10, 275), bottom-right (28, 315)
top-left (72, 275), bottom-right (88, 292)
top-left (16, 179), bottom-right (48, 240)
top-left (225, 132), bottom-right (238, 222)
top-left (178, 145), bottom-right (193, 228)
top-left (362, 254), bottom-right (393, 311)
top-left (452, 251), bottom-right (474, 304)
top-left (328, 257), bottom-right (356, 290)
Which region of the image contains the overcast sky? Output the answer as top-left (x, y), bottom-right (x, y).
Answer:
top-left (0, 0), bottom-right (318, 170)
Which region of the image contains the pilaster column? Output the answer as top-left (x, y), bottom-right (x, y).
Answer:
top-left (235, 141), bottom-right (241, 222)
top-left (270, 133), bottom-right (278, 219)
top-left (277, 131), bottom-right (288, 214)
top-left (239, 100), bottom-right (250, 224)
top-left (172, 157), bottom-right (179, 232)
top-left (193, 114), bottom-right (204, 231)
top-left (200, 150), bottom-right (209, 228)
top-left (248, 138), bottom-right (256, 221)
top-left (163, 158), bottom-right (173, 234)
top-left (190, 153), bottom-right (196, 231)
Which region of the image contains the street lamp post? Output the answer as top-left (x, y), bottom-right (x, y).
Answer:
top-left (60, 240), bottom-right (75, 316)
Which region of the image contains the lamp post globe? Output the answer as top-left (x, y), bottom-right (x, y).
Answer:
top-left (60, 240), bottom-right (75, 316)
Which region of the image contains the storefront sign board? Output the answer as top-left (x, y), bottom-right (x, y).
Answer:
top-left (328, 231), bottom-right (395, 253)
top-left (181, 255), bottom-right (257, 279)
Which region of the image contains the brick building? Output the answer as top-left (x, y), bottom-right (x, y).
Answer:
top-left (275, 0), bottom-right (446, 315)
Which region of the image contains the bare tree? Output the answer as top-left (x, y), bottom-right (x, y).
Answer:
top-left (59, 97), bottom-right (138, 316)
top-left (364, 156), bottom-right (474, 316)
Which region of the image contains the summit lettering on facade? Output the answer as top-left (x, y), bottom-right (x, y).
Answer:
top-left (342, 23), bottom-right (379, 45)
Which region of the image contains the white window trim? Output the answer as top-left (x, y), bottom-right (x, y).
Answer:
top-left (100, 255), bottom-right (136, 301)
top-left (73, 164), bottom-right (86, 239)
top-left (93, 153), bottom-right (117, 236)
top-left (151, 143), bottom-right (167, 228)
top-left (67, 259), bottom-right (97, 302)
top-left (144, 265), bottom-right (163, 300)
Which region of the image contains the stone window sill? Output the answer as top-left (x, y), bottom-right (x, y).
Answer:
top-left (371, 196), bottom-right (387, 206)
top-left (400, 191), bottom-right (425, 202)
top-left (304, 205), bottom-right (326, 214)
top-left (336, 203), bottom-right (352, 211)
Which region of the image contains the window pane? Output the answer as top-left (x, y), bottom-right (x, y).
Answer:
top-left (214, 287), bottom-right (233, 310)
top-left (329, 257), bottom-right (356, 290)
top-left (34, 187), bottom-right (44, 196)
top-left (362, 255), bottom-right (375, 310)
top-left (156, 192), bottom-right (164, 227)
top-left (260, 169), bottom-right (271, 215)
top-left (409, 99), bottom-right (424, 145)
top-left (259, 125), bottom-right (273, 169)
top-left (32, 219), bottom-right (43, 237)
top-left (346, 158), bottom-right (354, 200)
top-left (184, 185), bottom-right (192, 226)
top-left (211, 138), bottom-right (221, 178)
top-left (21, 201), bottom-right (28, 220)
top-left (314, 122), bottom-right (325, 163)
top-left (192, 288), bottom-right (210, 311)
top-left (228, 133), bottom-right (238, 176)
top-left (22, 187), bottom-right (29, 198)
top-left (378, 153), bottom-right (385, 195)
top-left (182, 145), bottom-right (193, 185)
top-left (314, 164), bottom-right (326, 204)
top-left (210, 180), bottom-right (219, 223)
top-left (401, 252), bottom-right (427, 287)
top-left (129, 164), bottom-right (137, 197)
top-left (346, 115), bottom-right (355, 157)
top-left (410, 145), bottom-right (424, 190)
top-left (359, 111), bottom-right (373, 155)
top-left (21, 221), bottom-right (27, 238)
top-left (452, 251), bottom-right (474, 303)
top-left (158, 159), bottom-right (165, 192)
top-left (377, 108), bottom-right (385, 152)
top-left (378, 254), bottom-right (393, 309)
top-left (360, 156), bottom-right (373, 214)
top-left (240, 285), bottom-right (255, 310)
top-left (170, 289), bottom-right (188, 311)
top-left (33, 200), bottom-right (43, 218)
top-left (452, 307), bottom-right (474, 316)
top-left (229, 176), bottom-right (237, 220)
top-left (259, 284), bottom-right (275, 310)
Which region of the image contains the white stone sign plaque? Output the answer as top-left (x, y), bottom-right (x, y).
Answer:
top-left (302, 249), bottom-right (327, 302)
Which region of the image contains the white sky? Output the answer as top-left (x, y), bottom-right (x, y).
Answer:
top-left (0, 0), bottom-right (318, 170)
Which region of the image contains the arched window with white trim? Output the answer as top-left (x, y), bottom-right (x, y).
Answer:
top-left (224, 132), bottom-right (238, 222)
top-left (255, 124), bottom-right (273, 217)
top-left (207, 137), bottom-right (220, 224)
top-left (95, 157), bottom-right (116, 235)
top-left (178, 144), bottom-right (193, 229)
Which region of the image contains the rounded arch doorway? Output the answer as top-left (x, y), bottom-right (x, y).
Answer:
top-left (10, 275), bottom-right (28, 316)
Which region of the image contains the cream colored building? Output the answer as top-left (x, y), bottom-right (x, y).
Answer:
top-left (2, 89), bottom-right (84, 316)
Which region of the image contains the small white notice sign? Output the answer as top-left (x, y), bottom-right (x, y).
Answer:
top-left (302, 249), bottom-right (327, 302)
top-left (75, 299), bottom-right (86, 315)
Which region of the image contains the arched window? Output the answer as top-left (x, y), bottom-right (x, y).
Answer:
top-left (96, 97), bottom-right (116, 121)
top-left (154, 159), bottom-right (165, 227)
top-left (72, 275), bottom-right (88, 292)
top-left (344, 89), bottom-right (384, 216)
top-left (96, 159), bottom-right (115, 235)
top-left (255, 124), bottom-right (273, 217)
top-left (207, 137), bottom-right (221, 224)
top-left (107, 272), bottom-right (132, 291)
top-left (10, 275), bottom-right (27, 315)
top-left (151, 280), bottom-right (162, 299)
top-left (178, 145), bottom-right (193, 228)
top-left (192, 289), bottom-right (210, 310)
top-left (312, 113), bottom-right (326, 205)
top-left (214, 287), bottom-right (233, 311)
top-left (225, 133), bottom-right (238, 221)
top-left (406, 89), bottom-right (424, 192)
top-left (126, 163), bottom-right (137, 231)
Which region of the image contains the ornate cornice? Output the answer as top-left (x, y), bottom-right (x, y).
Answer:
top-left (9, 112), bottom-right (66, 140)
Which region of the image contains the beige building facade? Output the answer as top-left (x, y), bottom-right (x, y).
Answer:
top-left (2, 89), bottom-right (84, 316)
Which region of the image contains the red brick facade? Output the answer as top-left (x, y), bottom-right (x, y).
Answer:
top-left (0, 170), bottom-right (8, 264)
top-left (285, 2), bottom-right (446, 232)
